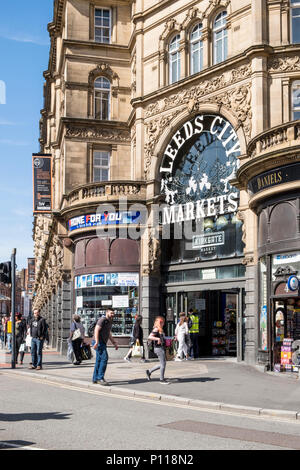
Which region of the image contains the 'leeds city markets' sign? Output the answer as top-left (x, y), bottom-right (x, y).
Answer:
top-left (159, 114), bottom-right (241, 226)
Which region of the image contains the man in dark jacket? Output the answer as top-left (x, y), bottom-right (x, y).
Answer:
top-left (29, 309), bottom-right (47, 370)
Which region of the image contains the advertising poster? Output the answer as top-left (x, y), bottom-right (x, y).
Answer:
top-left (33, 154), bottom-right (52, 213)
top-left (93, 274), bottom-right (105, 286)
top-left (112, 295), bottom-right (129, 308)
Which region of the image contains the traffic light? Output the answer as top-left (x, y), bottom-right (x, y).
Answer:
top-left (0, 261), bottom-right (12, 284)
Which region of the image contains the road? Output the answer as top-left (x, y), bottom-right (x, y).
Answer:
top-left (2, 372), bottom-right (300, 451)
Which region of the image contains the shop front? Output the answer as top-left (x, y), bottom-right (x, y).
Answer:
top-left (249, 164), bottom-right (300, 371)
top-left (69, 217), bottom-right (141, 347)
top-left (158, 113), bottom-right (246, 359)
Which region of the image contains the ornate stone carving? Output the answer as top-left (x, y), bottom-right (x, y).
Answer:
top-left (148, 230), bottom-right (161, 272)
top-left (65, 126), bottom-right (130, 142)
top-left (144, 109), bottom-right (182, 179)
top-left (268, 55), bottom-right (300, 72)
top-left (145, 63), bottom-right (251, 118)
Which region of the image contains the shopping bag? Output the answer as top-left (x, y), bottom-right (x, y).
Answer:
top-left (132, 340), bottom-right (143, 358)
top-left (67, 341), bottom-right (74, 363)
top-left (25, 335), bottom-right (32, 348)
top-left (81, 343), bottom-right (92, 360)
top-left (19, 343), bottom-right (25, 353)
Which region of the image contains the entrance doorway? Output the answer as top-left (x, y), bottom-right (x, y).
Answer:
top-left (166, 289), bottom-right (242, 358)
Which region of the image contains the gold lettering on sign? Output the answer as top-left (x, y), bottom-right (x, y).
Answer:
top-left (257, 171), bottom-right (282, 190)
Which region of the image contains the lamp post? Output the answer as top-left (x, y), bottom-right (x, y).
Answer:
top-left (11, 249), bottom-right (16, 369)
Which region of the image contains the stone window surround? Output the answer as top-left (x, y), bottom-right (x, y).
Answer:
top-left (87, 63), bottom-right (120, 120)
top-left (87, 142), bottom-right (116, 183)
top-left (89, 3), bottom-right (117, 43)
top-left (159, 5), bottom-right (231, 88)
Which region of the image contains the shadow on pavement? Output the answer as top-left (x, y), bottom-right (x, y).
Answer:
top-left (0, 440), bottom-right (37, 449)
top-left (0, 412), bottom-right (72, 422)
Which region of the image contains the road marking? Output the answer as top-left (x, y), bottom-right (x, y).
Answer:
top-left (2, 372), bottom-right (299, 425)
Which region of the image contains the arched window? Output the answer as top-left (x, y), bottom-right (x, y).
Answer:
top-left (291, 0), bottom-right (300, 43)
top-left (190, 23), bottom-right (203, 75)
top-left (213, 10), bottom-right (228, 65)
top-left (94, 77), bottom-right (110, 120)
top-left (169, 34), bottom-right (181, 84)
top-left (292, 80), bottom-right (300, 119)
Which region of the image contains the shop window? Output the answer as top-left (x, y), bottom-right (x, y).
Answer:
top-left (291, 0), bottom-right (300, 44)
top-left (190, 23), bottom-right (203, 75)
top-left (169, 34), bottom-right (181, 84)
top-left (94, 77), bottom-right (110, 120)
top-left (93, 150), bottom-right (110, 182)
top-left (75, 273), bottom-right (139, 337)
top-left (213, 10), bottom-right (228, 65)
top-left (95, 8), bottom-right (111, 43)
top-left (259, 257), bottom-right (268, 351)
top-left (292, 80), bottom-right (300, 120)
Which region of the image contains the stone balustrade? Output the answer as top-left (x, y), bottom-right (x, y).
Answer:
top-left (248, 120), bottom-right (300, 159)
top-left (61, 181), bottom-right (146, 211)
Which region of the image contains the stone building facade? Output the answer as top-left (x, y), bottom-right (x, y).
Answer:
top-left (33, 0), bottom-right (300, 368)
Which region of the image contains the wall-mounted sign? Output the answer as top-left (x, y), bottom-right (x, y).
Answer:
top-left (248, 163), bottom-right (300, 195)
top-left (287, 275), bottom-right (299, 292)
top-left (68, 211), bottom-right (141, 231)
top-left (75, 272), bottom-right (139, 289)
top-left (192, 231), bottom-right (225, 249)
top-left (32, 154), bottom-right (52, 213)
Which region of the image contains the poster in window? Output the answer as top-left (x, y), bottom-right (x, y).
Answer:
top-left (32, 154), bottom-right (52, 213)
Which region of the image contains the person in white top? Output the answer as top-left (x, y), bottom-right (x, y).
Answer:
top-left (175, 312), bottom-right (189, 361)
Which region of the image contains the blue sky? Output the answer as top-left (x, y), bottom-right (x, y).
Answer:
top-left (0, 0), bottom-right (53, 269)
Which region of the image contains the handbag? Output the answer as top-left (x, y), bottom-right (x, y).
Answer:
top-left (72, 322), bottom-right (82, 341)
top-left (132, 339), bottom-right (143, 358)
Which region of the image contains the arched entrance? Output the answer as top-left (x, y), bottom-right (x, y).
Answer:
top-left (157, 113), bottom-right (246, 359)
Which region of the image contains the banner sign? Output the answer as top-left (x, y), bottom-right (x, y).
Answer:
top-left (33, 154), bottom-right (52, 213)
top-left (75, 272), bottom-right (139, 289)
top-left (68, 211), bottom-right (141, 231)
top-left (248, 163), bottom-right (300, 195)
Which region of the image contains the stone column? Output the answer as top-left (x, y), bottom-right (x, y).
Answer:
top-left (61, 272), bottom-right (72, 354)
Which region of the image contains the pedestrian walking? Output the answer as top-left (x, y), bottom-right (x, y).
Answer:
top-left (92, 309), bottom-right (118, 386)
top-left (15, 314), bottom-right (26, 365)
top-left (124, 315), bottom-right (145, 362)
top-left (69, 314), bottom-right (85, 365)
top-left (174, 312), bottom-right (189, 361)
top-left (189, 309), bottom-right (200, 359)
top-left (5, 314), bottom-right (12, 353)
top-left (29, 309), bottom-right (47, 370)
top-left (0, 319), bottom-right (5, 349)
top-left (146, 316), bottom-right (170, 385)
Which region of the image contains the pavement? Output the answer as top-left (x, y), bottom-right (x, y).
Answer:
top-left (1, 347), bottom-right (300, 421)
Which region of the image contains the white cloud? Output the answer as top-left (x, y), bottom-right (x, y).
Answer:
top-left (0, 139), bottom-right (30, 146)
top-left (0, 33), bottom-right (49, 47)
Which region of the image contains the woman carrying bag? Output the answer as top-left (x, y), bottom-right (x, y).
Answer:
top-left (146, 316), bottom-right (170, 385)
top-left (69, 314), bottom-right (85, 365)
top-left (124, 315), bottom-right (145, 362)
